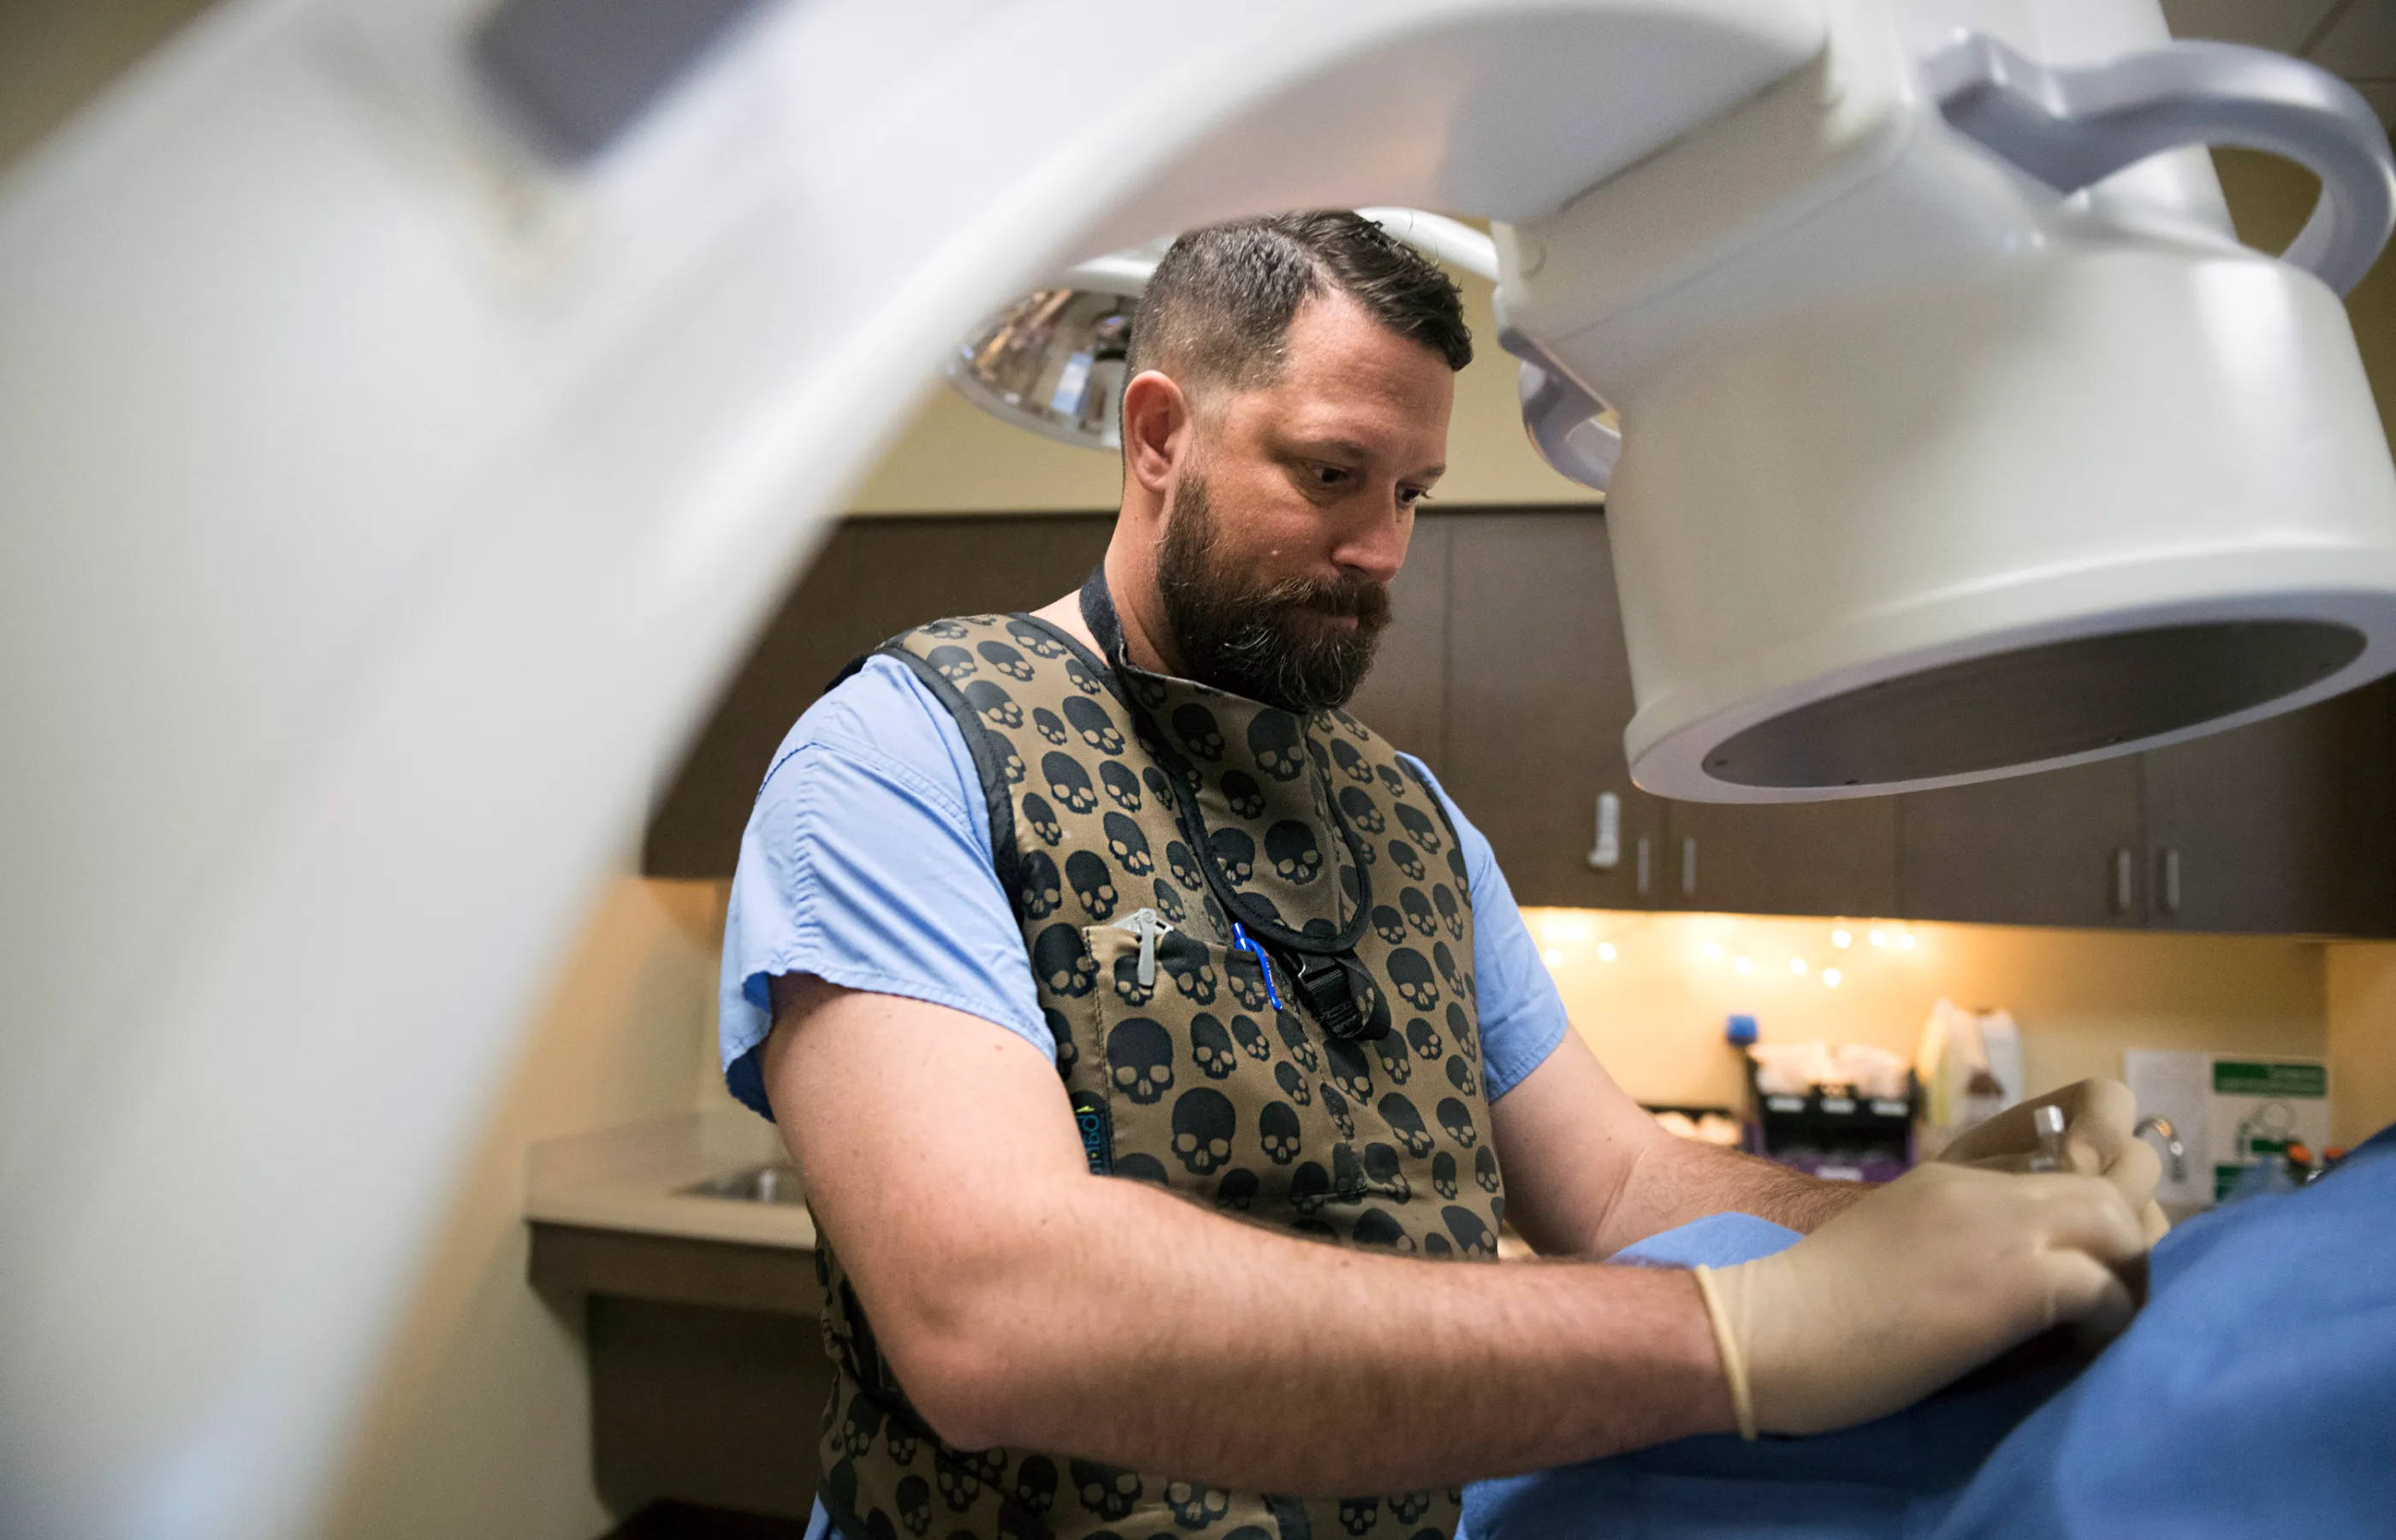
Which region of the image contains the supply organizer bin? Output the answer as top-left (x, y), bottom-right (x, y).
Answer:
top-left (1745, 1058), bottom-right (1918, 1183)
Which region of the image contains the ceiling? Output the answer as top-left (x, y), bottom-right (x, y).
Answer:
top-left (3, 1), bottom-right (2388, 177)
top-left (2162, 0), bottom-right (2396, 126)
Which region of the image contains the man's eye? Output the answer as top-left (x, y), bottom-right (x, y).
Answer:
top-left (1399, 487), bottom-right (1431, 508)
top-left (1314, 465), bottom-right (1349, 487)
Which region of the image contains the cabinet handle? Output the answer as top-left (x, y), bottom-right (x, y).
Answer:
top-left (1681, 837), bottom-right (1699, 899)
top-left (2111, 847), bottom-right (2135, 915)
top-left (2158, 847), bottom-right (2182, 917)
top-left (1586, 791), bottom-right (1622, 870)
top-left (1634, 836), bottom-right (1652, 896)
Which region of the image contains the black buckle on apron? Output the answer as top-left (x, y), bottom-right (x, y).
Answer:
top-left (1290, 952), bottom-right (1386, 1041)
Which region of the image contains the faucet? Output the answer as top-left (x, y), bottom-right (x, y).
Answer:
top-left (2135, 1115), bottom-right (2186, 1183)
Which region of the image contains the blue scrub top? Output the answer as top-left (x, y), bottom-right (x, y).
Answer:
top-left (718, 654), bottom-right (1572, 1118)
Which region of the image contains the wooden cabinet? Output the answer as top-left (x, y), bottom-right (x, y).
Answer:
top-left (1427, 510), bottom-right (2387, 932)
top-left (1893, 689), bottom-right (2396, 936)
top-left (1662, 800), bottom-right (1899, 919)
top-left (1437, 510), bottom-right (1893, 917)
top-left (531, 1223), bottom-right (827, 1522)
top-left (643, 514), bottom-right (1111, 878)
top-left (1898, 761), bottom-right (2146, 928)
top-left (647, 509), bottom-right (2396, 936)
top-left (1438, 511), bottom-right (1665, 910)
top-left (1343, 513), bottom-right (1452, 766)
top-left (2142, 684), bottom-right (2396, 936)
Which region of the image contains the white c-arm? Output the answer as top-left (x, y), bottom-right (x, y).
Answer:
top-left (0, 2), bottom-right (2387, 1537)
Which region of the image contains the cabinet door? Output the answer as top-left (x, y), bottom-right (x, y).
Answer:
top-left (1440, 510), bottom-right (1666, 909)
top-left (836, 513), bottom-right (1111, 640)
top-left (643, 513), bottom-right (1112, 878)
top-left (1344, 514), bottom-right (1450, 764)
top-left (1661, 798), bottom-right (1900, 918)
top-left (2142, 684), bottom-right (2396, 936)
top-left (1898, 760), bottom-right (2145, 927)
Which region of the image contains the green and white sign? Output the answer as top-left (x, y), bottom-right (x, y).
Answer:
top-left (2126, 1050), bottom-right (2332, 1209)
top-left (2213, 1060), bottom-right (2329, 1099)
top-left (2209, 1057), bottom-right (2331, 1201)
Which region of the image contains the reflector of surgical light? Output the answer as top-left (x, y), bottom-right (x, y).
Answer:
top-left (948, 249), bottom-right (1151, 451)
top-left (952, 210), bottom-right (1502, 451)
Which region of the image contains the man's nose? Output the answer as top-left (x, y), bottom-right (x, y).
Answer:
top-left (1332, 495), bottom-right (1409, 586)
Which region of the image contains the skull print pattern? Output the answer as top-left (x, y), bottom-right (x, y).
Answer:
top-left (810, 613), bottom-right (1503, 1540)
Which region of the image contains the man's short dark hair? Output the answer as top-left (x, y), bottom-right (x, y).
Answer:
top-left (1124, 210), bottom-right (1473, 394)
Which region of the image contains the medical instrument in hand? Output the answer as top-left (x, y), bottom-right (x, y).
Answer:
top-left (1693, 1162), bottom-right (2144, 1442)
top-left (6, 0), bottom-right (2392, 1535)
top-left (2028, 1105), bottom-right (2071, 1174)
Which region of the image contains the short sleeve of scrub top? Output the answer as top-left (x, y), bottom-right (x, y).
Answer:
top-left (718, 654), bottom-right (1572, 1118)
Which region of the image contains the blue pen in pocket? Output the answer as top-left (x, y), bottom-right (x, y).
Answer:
top-left (1229, 921), bottom-right (1283, 1010)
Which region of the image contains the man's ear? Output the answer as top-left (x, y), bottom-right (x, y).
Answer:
top-left (1119, 370), bottom-right (1188, 494)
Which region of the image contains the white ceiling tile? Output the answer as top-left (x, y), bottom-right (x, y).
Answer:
top-left (2161, 0), bottom-right (2341, 52)
top-left (2309, 0), bottom-right (2396, 74)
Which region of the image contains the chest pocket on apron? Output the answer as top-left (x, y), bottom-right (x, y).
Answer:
top-left (1081, 920), bottom-right (1485, 1250)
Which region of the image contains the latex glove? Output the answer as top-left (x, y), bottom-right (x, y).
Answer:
top-left (1938, 1079), bottom-right (2168, 1242)
top-left (1691, 1163), bottom-right (2144, 1438)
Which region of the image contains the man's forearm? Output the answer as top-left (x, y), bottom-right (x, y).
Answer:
top-left (777, 979), bottom-right (1735, 1494)
top-left (839, 1173), bottom-right (1734, 1495)
top-left (1591, 1136), bottom-right (1866, 1256)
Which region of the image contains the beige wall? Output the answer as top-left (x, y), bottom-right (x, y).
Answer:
top-left (1525, 908), bottom-right (2328, 1111)
top-left (845, 270), bottom-right (1603, 515)
top-left (2325, 945), bottom-right (2396, 1148)
top-left (320, 876), bottom-right (727, 1540)
top-left (2219, 145), bottom-right (2396, 1155)
top-left (2221, 144), bottom-right (2396, 1153)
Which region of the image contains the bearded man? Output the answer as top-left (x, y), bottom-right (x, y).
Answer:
top-left (718, 212), bottom-right (2156, 1540)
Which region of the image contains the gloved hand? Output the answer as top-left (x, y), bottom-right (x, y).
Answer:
top-left (1691, 1163), bottom-right (2145, 1438)
top-left (1938, 1078), bottom-right (2168, 1242)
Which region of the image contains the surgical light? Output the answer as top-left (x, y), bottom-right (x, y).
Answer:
top-left (1498, 18), bottom-right (2396, 803)
top-left (948, 249), bottom-right (1154, 450)
top-left (951, 211), bottom-right (1497, 451)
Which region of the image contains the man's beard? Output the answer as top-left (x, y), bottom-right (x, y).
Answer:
top-left (1154, 473), bottom-right (1391, 714)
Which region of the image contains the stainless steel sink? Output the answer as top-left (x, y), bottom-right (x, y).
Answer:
top-left (680, 1162), bottom-right (805, 1205)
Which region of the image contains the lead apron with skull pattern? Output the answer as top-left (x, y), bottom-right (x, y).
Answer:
top-left (810, 590), bottom-right (1505, 1540)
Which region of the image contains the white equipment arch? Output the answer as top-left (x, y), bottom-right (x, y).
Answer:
top-left (0, 3), bottom-right (1820, 1536)
top-left (3, 1), bottom-right (2391, 1536)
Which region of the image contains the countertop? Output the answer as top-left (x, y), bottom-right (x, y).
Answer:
top-left (525, 1111), bottom-right (816, 1248)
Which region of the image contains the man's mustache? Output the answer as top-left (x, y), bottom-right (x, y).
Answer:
top-left (1256, 573), bottom-right (1391, 626)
